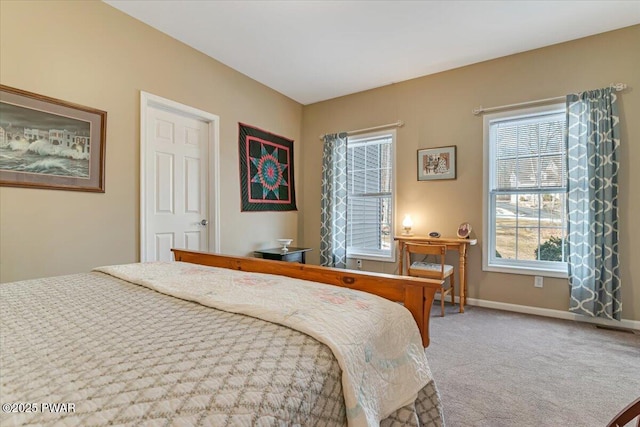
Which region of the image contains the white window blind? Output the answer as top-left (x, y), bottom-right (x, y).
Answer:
top-left (347, 132), bottom-right (394, 260)
top-left (484, 105), bottom-right (568, 276)
top-left (492, 113), bottom-right (566, 192)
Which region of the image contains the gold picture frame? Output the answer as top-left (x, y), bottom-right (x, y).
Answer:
top-left (0, 85), bottom-right (107, 192)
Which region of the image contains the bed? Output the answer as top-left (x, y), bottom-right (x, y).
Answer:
top-left (0, 249), bottom-right (445, 426)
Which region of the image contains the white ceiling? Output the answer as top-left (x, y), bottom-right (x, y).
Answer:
top-left (104, 1), bottom-right (640, 105)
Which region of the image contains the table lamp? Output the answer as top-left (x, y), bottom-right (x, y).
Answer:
top-left (402, 215), bottom-right (414, 236)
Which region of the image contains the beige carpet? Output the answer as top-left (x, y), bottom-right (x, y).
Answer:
top-left (424, 305), bottom-right (640, 427)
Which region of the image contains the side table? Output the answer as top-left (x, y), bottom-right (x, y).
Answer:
top-left (254, 247), bottom-right (312, 264)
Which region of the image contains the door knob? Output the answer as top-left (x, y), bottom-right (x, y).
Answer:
top-left (200, 219), bottom-right (208, 226)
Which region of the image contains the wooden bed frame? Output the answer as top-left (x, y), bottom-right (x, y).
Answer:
top-left (172, 249), bottom-right (441, 347)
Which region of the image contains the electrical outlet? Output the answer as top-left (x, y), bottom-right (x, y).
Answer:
top-left (356, 259), bottom-right (363, 270)
top-left (534, 276), bottom-right (544, 288)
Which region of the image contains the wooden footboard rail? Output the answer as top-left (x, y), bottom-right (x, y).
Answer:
top-left (172, 249), bottom-right (441, 347)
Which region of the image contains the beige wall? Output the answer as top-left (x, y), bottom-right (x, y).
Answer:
top-left (0, 1), bottom-right (302, 281)
top-left (301, 25), bottom-right (640, 321)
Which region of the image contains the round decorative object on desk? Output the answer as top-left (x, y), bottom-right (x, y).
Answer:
top-left (429, 231), bottom-right (441, 238)
top-left (277, 238), bottom-right (293, 252)
top-left (457, 223), bottom-right (472, 238)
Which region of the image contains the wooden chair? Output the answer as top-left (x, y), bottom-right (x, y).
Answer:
top-left (607, 396), bottom-right (640, 427)
top-left (405, 243), bottom-right (455, 317)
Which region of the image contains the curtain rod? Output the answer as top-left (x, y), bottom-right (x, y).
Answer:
top-left (472, 83), bottom-right (628, 116)
top-left (319, 120), bottom-right (404, 140)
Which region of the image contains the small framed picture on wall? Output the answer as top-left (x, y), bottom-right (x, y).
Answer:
top-left (417, 145), bottom-right (456, 181)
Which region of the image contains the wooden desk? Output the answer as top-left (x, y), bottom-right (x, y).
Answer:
top-left (395, 236), bottom-right (477, 313)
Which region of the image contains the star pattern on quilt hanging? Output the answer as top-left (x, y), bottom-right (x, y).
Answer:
top-left (238, 122), bottom-right (296, 212)
top-left (250, 143), bottom-right (289, 199)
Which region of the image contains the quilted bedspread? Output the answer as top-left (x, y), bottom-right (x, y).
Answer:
top-left (0, 265), bottom-right (444, 427)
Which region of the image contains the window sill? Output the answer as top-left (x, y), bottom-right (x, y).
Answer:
top-left (347, 252), bottom-right (395, 263)
top-left (483, 263), bottom-right (568, 278)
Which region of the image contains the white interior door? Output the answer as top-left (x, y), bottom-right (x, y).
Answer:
top-left (141, 92), bottom-right (220, 262)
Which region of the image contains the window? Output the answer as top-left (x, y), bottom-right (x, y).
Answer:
top-left (346, 130), bottom-right (395, 261)
top-left (483, 104), bottom-right (568, 277)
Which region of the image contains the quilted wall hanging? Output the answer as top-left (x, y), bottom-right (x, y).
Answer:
top-left (238, 123), bottom-right (297, 212)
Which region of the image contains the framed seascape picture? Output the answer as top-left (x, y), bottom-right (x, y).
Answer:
top-left (0, 85), bottom-right (107, 192)
top-left (417, 145), bottom-right (456, 181)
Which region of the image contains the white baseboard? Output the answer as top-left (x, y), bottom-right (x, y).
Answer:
top-left (432, 294), bottom-right (639, 331)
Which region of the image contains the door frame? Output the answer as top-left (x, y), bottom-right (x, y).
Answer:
top-left (140, 91), bottom-right (220, 261)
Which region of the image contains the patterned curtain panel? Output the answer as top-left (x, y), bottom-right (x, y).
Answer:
top-left (566, 88), bottom-right (621, 320)
top-left (320, 133), bottom-right (348, 268)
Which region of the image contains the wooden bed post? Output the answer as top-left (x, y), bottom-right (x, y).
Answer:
top-left (171, 249), bottom-right (441, 347)
top-left (404, 284), bottom-right (437, 348)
